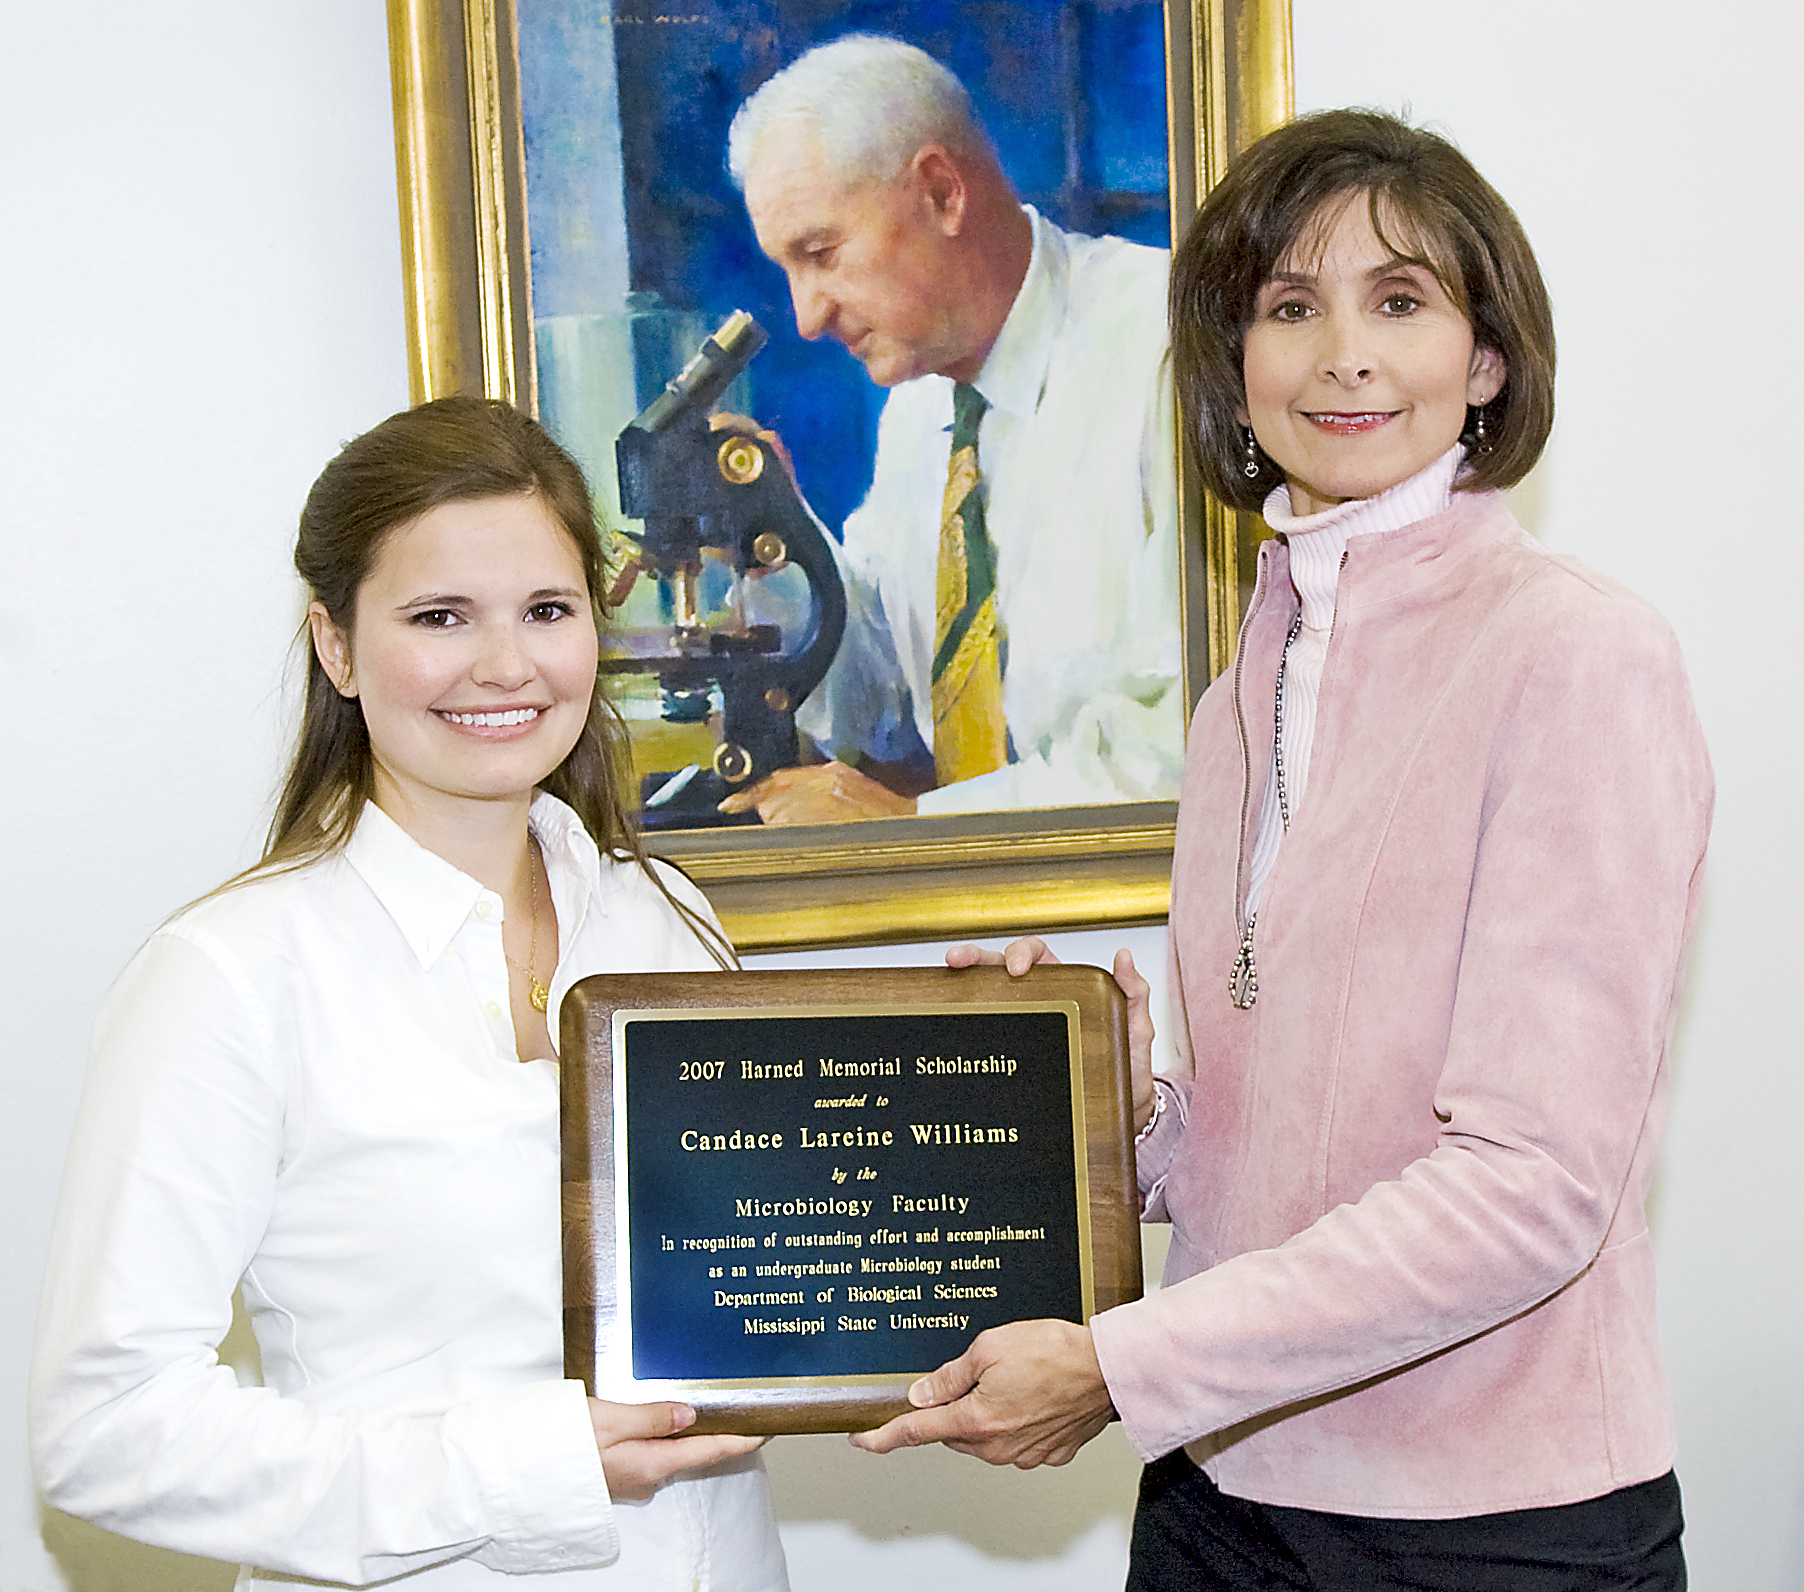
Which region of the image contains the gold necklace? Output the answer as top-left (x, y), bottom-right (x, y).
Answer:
top-left (502, 838), bottom-right (550, 1013)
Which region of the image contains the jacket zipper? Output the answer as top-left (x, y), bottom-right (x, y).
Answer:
top-left (1226, 547), bottom-right (1347, 1009)
top-left (1227, 562), bottom-right (1273, 1009)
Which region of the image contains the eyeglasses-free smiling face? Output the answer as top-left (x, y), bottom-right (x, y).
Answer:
top-left (309, 492), bottom-right (600, 826)
top-left (1240, 194), bottom-right (1507, 517)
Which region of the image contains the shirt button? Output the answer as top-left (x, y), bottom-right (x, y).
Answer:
top-left (485, 1001), bottom-right (502, 1019)
top-left (475, 900), bottom-right (493, 919)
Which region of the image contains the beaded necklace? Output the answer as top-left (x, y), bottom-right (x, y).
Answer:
top-left (1228, 609), bottom-right (1304, 1010)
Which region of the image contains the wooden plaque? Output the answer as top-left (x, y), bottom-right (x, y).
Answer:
top-left (560, 965), bottom-right (1142, 1434)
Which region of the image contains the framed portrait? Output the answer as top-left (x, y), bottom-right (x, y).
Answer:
top-left (385, 0), bottom-right (1291, 950)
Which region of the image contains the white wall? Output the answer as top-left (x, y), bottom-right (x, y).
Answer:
top-left (0, 3), bottom-right (410, 1586)
top-left (4, 2), bottom-right (1800, 1588)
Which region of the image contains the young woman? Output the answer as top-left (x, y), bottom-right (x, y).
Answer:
top-left (855, 111), bottom-right (1711, 1591)
top-left (31, 399), bottom-right (788, 1590)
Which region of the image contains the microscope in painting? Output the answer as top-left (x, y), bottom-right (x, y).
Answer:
top-left (605, 311), bottom-right (846, 829)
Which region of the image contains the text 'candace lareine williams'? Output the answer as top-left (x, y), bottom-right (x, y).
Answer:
top-left (678, 1122), bottom-right (1021, 1152)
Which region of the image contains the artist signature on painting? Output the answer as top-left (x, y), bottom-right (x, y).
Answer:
top-left (601, 12), bottom-right (705, 23)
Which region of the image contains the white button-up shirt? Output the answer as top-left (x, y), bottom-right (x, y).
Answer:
top-left (31, 796), bottom-right (786, 1590)
top-left (796, 206), bottom-right (1184, 815)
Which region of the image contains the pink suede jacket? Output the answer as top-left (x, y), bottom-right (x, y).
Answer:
top-left (1088, 491), bottom-right (1712, 1518)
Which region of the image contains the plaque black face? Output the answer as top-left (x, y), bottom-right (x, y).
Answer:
top-left (618, 1006), bottom-right (1087, 1383)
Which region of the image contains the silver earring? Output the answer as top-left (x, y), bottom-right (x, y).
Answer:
top-left (1472, 407), bottom-right (1492, 456)
top-left (1242, 428), bottom-right (1261, 479)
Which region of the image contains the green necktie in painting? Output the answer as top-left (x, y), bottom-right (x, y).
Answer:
top-left (932, 382), bottom-right (1008, 784)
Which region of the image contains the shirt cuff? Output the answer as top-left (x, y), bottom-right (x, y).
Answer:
top-left (1090, 1291), bottom-right (1188, 1463)
top-left (1135, 1076), bottom-right (1188, 1211)
top-left (442, 1378), bottom-right (616, 1573)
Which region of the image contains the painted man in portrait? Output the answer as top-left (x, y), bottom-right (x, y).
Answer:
top-left (717, 35), bottom-right (1183, 825)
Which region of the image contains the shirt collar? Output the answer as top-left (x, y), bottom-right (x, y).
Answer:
top-left (529, 790), bottom-right (604, 956)
top-left (1261, 444), bottom-right (1465, 630)
top-left (1261, 442), bottom-right (1465, 541)
top-left (969, 205), bottom-right (1061, 420)
top-left (342, 792), bottom-right (602, 972)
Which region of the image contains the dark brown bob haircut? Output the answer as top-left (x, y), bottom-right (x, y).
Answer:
top-left (256, 395), bottom-right (729, 963)
top-left (1171, 108), bottom-right (1555, 512)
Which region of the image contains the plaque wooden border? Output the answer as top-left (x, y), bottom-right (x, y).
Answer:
top-left (561, 964), bottom-right (1141, 1434)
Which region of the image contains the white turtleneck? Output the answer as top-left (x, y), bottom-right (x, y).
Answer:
top-left (1243, 445), bottom-right (1465, 920)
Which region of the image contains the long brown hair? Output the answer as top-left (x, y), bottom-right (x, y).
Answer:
top-left (260, 395), bottom-right (731, 965)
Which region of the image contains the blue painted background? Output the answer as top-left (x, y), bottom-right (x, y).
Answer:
top-left (520, 0), bottom-right (1170, 538)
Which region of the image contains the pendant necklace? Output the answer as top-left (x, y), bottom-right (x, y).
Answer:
top-left (1229, 609), bottom-right (1303, 1010)
top-left (503, 837), bottom-right (551, 1015)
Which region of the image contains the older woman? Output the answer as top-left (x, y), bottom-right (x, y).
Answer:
top-left (856, 110), bottom-right (1711, 1592)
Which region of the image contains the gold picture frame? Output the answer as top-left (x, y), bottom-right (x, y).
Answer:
top-left (384, 0), bottom-right (1292, 952)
